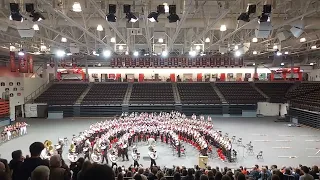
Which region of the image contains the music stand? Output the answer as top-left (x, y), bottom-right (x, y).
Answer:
top-left (231, 136), bottom-right (236, 144)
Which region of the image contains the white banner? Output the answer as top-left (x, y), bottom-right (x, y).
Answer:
top-left (25, 104), bottom-right (38, 117)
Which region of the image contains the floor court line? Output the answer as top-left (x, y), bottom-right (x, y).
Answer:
top-left (305, 140), bottom-right (320, 142)
top-left (253, 140), bottom-right (271, 142)
top-left (272, 147), bottom-right (292, 149)
top-left (278, 156), bottom-right (298, 158)
top-left (301, 135), bottom-right (318, 137)
top-left (276, 140), bottom-right (292, 142)
top-left (278, 135), bottom-right (294, 137)
top-left (252, 134), bottom-right (268, 136)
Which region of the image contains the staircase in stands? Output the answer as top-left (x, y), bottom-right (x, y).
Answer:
top-left (250, 82), bottom-right (270, 101)
top-left (75, 83), bottom-right (93, 104)
top-left (211, 83), bottom-right (227, 103)
top-left (172, 83), bottom-right (181, 104)
top-left (123, 83), bottom-right (133, 105)
top-left (25, 80), bottom-right (53, 104)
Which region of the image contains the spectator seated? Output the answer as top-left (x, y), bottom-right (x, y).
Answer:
top-left (255, 83), bottom-right (293, 103)
top-left (216, 83), bottom-right (266, 104)
top-left (129, 83), bottom-right (175, 104)
top-left (82, 83), bottom-right (128, 105)
top-left (177, 83), bottom-right (221, 104)
top-left (34, 83), bottom-right (88, 105)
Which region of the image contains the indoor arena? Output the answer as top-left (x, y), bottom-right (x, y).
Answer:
top-left (0, 1), bottom-right (320, 180)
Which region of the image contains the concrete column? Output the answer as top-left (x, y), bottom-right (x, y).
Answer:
top-left (290, 58), bottom-right (294, 79)
top-left (54, 57), bottom-right (58, 80)
top-left (21, 104), bottom-right (25, 118)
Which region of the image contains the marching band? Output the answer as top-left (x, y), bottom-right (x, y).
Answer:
top-left (1, 122), bottom-right (28, 142)
top-left (61, 111), bottom-right (233, 165)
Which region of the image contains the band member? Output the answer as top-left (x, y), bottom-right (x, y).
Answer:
top-left (131, 147), bottom-right (140, 168)
top-left (83, 144), bottom-right (90, 160)
top-left (148, 148), bottom-right (157, 169)
top-left (56, 139), bottom-right (64, 158)
top-left (177, 141), bottom-right (181, 157)
top-left (101, 145), bottom-right (108, 164)
top-left (122, 141), bottom-right (129, 161)
top-left (109, 151), bottom-right (118, 169)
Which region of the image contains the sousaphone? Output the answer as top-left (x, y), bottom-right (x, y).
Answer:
top-left (68, 144), bottom-right (79, 162)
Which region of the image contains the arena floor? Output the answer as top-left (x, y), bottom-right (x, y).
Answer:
top-left (1, 117), bottom-right (320, 169)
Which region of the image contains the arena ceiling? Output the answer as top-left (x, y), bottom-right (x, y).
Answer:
top-left (0, 0), bottom-right (320, 66)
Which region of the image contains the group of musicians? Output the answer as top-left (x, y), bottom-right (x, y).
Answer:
top-left (1, 122), bottom-right (28, 142)
top-left (68, 111), bottom-right (233, 168)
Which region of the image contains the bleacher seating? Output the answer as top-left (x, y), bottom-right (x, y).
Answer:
top-left (216, 83), bottom-right (265, 104)
top-left (82, 83), bottom-right (128, 105)
top-left (34, 83), bottom-right (88, 105)
top-left (129, 83), bottom-right (174, 104)
top-left (286, 83), bottom-right (320, 111)
top-left (255, 83), bottom-right (293, 103)
top-left (177, 83), bottom-right (221, 104)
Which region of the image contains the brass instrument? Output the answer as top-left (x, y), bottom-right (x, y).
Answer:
top-left (67, 143), bottom-right (79, 162)
top-left (44, 140), bottom-right (54, 155)
top-left (69, 143), bottom-right (76, 153)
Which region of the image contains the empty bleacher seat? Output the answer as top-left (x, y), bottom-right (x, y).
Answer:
top-left (34, 83), bottom-right (88, 105)
top-left (129, 83), bottom-right (174, 104)
top-left (82, 83), bottom-right (128, 105)
top-left (255, 83), bottom-right (293, 103)
top-left (177, 83), bottom-right (221, 104)
top-left (216, 83), bottom-right (265, 104)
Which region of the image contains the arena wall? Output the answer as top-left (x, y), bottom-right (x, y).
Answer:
top-left (257, 102), bottom-right (288, 116)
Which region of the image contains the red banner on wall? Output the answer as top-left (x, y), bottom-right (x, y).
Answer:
top-left (50, 57), bottom-right (55, 68)
top-left (28, 54), bottom-right (34, 73)
top-left (19, 54), bottom-right (28, 73)
top-left (10, 51), bottom-right (16, 72)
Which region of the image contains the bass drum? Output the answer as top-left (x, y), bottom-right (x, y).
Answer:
top-left (68, 153), bottom-right (79, 163)
top-left (90, 153), bottom-right (102, 163)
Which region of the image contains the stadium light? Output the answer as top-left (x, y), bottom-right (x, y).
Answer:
top-left (110, 37), bottom-right (116, 43)
top-left (158, 38), bottom-right (164, 43)
top-left (273, 45), bottom-right (278, 50)
top-left (72, 2), bottom-right (82, 12)
top-left (32, 24), bottom-right (39, 31)
top-left (311, 45), bottom-right (317, 49)
top-left (125, 51), bottom-right (129, 55)
top-left (220, 25), bottom-right (227, 32)
top-left (284, 51), bottom-right (289, 55)
top-left (119, 45), bottom-right (124, 50)
top-left (235, 51), bottom-right (241, 57)
top-left (61, 37), bottom-right (67, 42)
top-left (196, 45), bottom-right (201, 50)
top-left (253, 51), bottom-right (257, 55)
top-left (97, 24), bottom-right (103, 31)
top-left (234, 45), bottom-right (239, 50)
top-left (252, 37), bottom-right (258, 42)
top-left (300, 37), bottom-right (306, 43)
top-left (189, 51), bottom-right (197, 57)
top-left (133, 51), bottom-right (139, 57)
top-left (276, 51), bottom-right (282, 56)
top-left (18, 51), bottom-right (24, 56)
top-left (162, 51), bottom-right (168, 57)
top-left (280, 62), bottom-right (284, 66)
top-left (205, 38), bottom-right (210, 43)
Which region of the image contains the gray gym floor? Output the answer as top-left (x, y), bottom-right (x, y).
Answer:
top-left (1, 117), bottom-right (320, 169)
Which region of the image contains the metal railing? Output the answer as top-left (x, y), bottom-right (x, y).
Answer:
top-left (24, 80), bottom-right (53, 104)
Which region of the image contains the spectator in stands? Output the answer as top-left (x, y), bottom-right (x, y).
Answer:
top-left (195, 170), bottom-right (203, 180)
top-left (82, 164), bottom-right (115, 180)
top-left (207, 170), bottom-right (215, 180)
top-left (49, 155), bottom-right (70, 180)
top-left (174, 172), bottom-right (182, 180)
top-left (215, 172), bottom-right (223, 180)
top-left (222, 175), bottom-right (231, 180)
top-left (31, 165), bottom-right (50, 180)
top-left (309, 166), bottom-right (319, 179)
top-left (293, 169), bottom-right (301, 180)
top-left (77, 161), bottom-right (92, 180)
top-left (260, 167), bottom-right (271, 180)
top-left (143, 168), bottom-right (150, 177)
top-left (118, 172), bottom-right (124, 180)
top-left (237, 173), bottom-right (246, 180)
top-left (226, 171), bottom-right (234, 180)
top-left (148, 167), bottom-right (158, 180)
top-left (182, 169), bottom-right (188, 177)
top-left (70, 158), bottom-right (84, 180)
top-left (136, 168), bottom-right (148, 180)
top-left (272, 175), bottom-right (280, 180)
top-left (0, 171), bottom-right (10, 180)
top-left (182, 168), bottom-right (195, 180)
top-left (299, 166), bottom-right (314, 180)
top-left (251, 166), bottom-right (261, 180)
top-left (0, 162), bottom-right (6, 172)
top-left (9, 150), bottom-right (24, 180)
top-left (201, 175), bottom-right (209, 180)
top-left (0, 158), bottom-right (10, 175)
top-left (19, 142), bottom-right (49, 180)
top-left (160, 177), bottom-right (167, 180)
top-left (156, 171), bottom-right (165, 180)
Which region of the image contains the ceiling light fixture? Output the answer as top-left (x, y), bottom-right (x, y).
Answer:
top-left (126, 12), bottom-right (138, 23)
top-left (310, 62), bottom-right (314, 66)
top-left (66, 53), bottom-right (72, 56)
top-left (162, 50), bottom-right (168, 57)
top-left (300, 37), bottom-right (306, 43)
top-left (9, 3), bottom-right (23, 22)
top-left (18, 51), bottom-right (25, 56)
top-left (311, 45), bottom-right (317, 49)
top-left (9, 45), bottom-right (16, 51)
top-left (196, 45), bottom-right (201, 50)
top-left (284, 51), bottom-right (289, 55)
top-left (125, 51), bottom-right (129, 55)
top-left (235, 51), bottom-right (241, 57)
top-left (252, 37), bottom-right (258, 42)
top-left (97, 24), bottom-right (103, 31)
top-left (158, 38), bottom-right (164, 43)
top-left (280, 62), bottom-right (284, 66)
top-left (32, 24), bottom-right (39, 31)
top-left (148, 12), bottom-right (159, 22)
top-left (56, 50), bottom-right (65, 57)
top-left (253, 51), bottom-right (257, 55)
top-left (106, 4), bottom-right (117, 22)
top-left (253, 63), bottom-right (256, 66)
top-left (72, 2), bottom-right (82, 12)
top-left (133, 51), bottom-right (139, 57)
top-left (276, 51), bottom-right (282, 56)
top-left (61, 37), bottom-right (67, 42)
top-left (103, 50), bottom-right (111, 57)
top-left (234, 45), bottom-right (239, 50)
top-left (273, 45), bottom-right (278, 50)
top-left (220, 25), bottom-right (227, 32)
top-left (119, 45), bottom-right (124, 50)
top-left (189, 51), bottom-right (197, 57)
top-left (110, 37), bottom-right (116, 43)
top-left (205, 38), bottom-right (210, 43)
top-left (40, 45), bottom-right (47, 51)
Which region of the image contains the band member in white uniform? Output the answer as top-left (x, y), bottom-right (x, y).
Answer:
top-left (109, 151), bottom-right (118, 169)
top-left (148, 148), bottom-right (157, 169)
top-left (131, 146), bottom-right (140, 168)
top-left (122, 141), bottom-right (129, 161)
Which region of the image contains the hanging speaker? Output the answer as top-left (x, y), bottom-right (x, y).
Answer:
top-left (123, 4), bottom-right (131, 14)
top-left (157, 5), bottom-right (165, 14)
top-left (255, 22), bottom-right (272, 38)
top-left (109, 4), bottom-right (116, 14)
top-left (25, 3), bottom-right (34, 13)
top-left (263, 4), bottom-right (272, 13)
top-left (247, 4), bottom-right (256, 14)
top-left (290, 20), bottom-right (304, 38)
top-left (169, 5), bottom-right (176, 14)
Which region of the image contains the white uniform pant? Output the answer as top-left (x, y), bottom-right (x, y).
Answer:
top-left (7, 131), bottom-right (11, 140)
